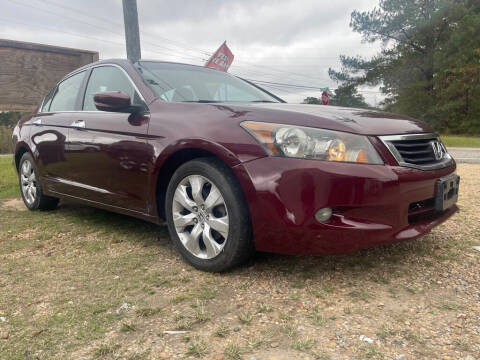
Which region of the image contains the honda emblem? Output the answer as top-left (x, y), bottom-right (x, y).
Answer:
top-left (430, 140), bottom-right (444, 160)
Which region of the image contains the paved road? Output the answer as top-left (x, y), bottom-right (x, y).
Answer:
top-left (447, 147), bottom-right (480, 164)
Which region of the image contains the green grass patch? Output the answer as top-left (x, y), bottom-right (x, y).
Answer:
top-left (441, 135), bottom-right (480, 148)
top-left (0, 155), bottom-right (18, 198)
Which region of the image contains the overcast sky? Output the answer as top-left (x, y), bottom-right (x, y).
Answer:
top-left (0, 0), bottom-right (383, 104)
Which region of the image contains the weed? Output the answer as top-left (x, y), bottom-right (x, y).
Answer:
top-left (256, 303), bottom-right (273, 313)
top-left (213, 324), bottom-right (230, 338)
top-left (120, 323), bottom-right (136, 332)
top-left (186, 339), bottom-right (208, 358)
top-left (238, 312), bottom-right (253, 325)
top-left (93, 344), bottom-right (119, 357)
top-left (136, 307), bottom-right (161, 317)
top-left (196, 287), bottom-right (216, 300)
top-left (357, 344), bottom-right (383, 359)
top-left (224, 343), bottom-right (242, 360)
top-left (292, 339), bottom-right (316, 352)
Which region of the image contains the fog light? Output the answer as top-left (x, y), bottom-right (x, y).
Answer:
top-left (315, 207), bottom-right (332, 222)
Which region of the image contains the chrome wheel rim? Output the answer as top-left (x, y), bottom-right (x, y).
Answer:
top-left (172, 175), bottom-right (229, 259)
top-left (20, 159), bottom-right (37, 205)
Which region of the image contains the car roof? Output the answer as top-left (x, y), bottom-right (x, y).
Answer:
top-left (61, 58), bottom-right (225, 81)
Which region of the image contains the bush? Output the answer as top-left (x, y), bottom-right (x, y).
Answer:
top-left (0, 112), bottom-right (29, 154)
top-left (0, 126), bottom-right (13, 154)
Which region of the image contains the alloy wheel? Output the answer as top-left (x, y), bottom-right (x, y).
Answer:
top-left (21, 159), bottom-right (37, 205)
top-left (172, 175), bottom-right (229, 259)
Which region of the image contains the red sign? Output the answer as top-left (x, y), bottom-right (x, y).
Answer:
top-left (321, 91), bottom-right (329, 105)
top-left (205, 41), bottom-right (234, 72)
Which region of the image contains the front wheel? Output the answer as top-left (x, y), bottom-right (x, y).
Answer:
top-left (18, 153), bottom-right (59, 211)
top-left (165, 158), bottom-right (253, 272)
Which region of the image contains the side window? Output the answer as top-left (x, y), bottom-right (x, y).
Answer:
top-left (83, 66), bottom-right (139, 111)
top-left (49, 71), bottom-right (86, 112)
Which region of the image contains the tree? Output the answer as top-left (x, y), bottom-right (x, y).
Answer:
top-left (303, 97), bottom-right (322, 104)
top-left (329, 0), bottom-right (480, 134)
top-left (0, 111), bottom-right (27, 127)
top-left (329, 84), bottom-right (369, 108)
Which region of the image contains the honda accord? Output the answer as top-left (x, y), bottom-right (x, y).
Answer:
top-left (12, 59), bottom-right (459, 271)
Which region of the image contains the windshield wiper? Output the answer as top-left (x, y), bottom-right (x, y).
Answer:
top-left (250, 100), bottom-right (277, 103)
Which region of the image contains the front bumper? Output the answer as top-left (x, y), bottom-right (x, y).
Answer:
top-left (233, 157), bottom-right (458, 255)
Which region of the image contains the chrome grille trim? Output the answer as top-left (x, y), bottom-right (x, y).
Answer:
top-left (379, 133), bottom-right (454, 170)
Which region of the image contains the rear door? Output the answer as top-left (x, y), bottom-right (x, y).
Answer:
top-left (65, 65), bottom-right (152, 213)
top-left (31, 70), bottom-right (87, 195)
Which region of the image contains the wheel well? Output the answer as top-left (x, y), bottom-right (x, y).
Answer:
top-left (156, 148), bottom-right (223, 220)
top-left (14, 146), bottom-right (29, 172)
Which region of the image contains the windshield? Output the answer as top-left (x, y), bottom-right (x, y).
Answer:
top-left (136, 61), bottom-right (281, 103)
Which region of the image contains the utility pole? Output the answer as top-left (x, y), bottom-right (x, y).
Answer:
top-left (122, 0), bottom-right (141, 62)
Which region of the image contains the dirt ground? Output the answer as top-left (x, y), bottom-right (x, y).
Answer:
top-left (0, 164), bottom-right (479, 360)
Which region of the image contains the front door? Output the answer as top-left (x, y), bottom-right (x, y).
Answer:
top-left (65, 65), bottom-right (152, 213)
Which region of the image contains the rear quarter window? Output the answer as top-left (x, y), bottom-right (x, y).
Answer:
top-left (49, 71), bottom-right (86, 112)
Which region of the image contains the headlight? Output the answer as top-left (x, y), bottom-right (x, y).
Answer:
top-left (241, 121), bottom-right (383, 164)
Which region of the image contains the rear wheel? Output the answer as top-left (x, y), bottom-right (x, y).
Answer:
top-left (165, 158), bottom-right (253, 272)
top-left (18, 153), bottom-right (59, 211)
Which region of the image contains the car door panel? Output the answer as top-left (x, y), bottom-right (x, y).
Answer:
top-left (66, 112), bottom-right (152, 212)
top-left (63, 65), bottom-right (152, 213)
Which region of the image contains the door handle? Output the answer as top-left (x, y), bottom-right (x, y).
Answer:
top-left (71, 119), bottom-right (86, 129)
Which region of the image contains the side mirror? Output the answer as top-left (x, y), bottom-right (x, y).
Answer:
top-left (94, 91), bottom-right (142, 113)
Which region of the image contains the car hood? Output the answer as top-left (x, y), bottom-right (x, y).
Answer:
top-left (209, 103), bottom-right (433, 136)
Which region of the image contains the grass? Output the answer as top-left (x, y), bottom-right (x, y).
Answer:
top-left (291, 338), bottom-right (316, 352)
top-left (0, 156), bottom-right (17, 198)
top-left (135, 307), bottom-right (162, 317)
top-left (186, 339), bottom-right (208, 358)
top-left (224, 343), bottom-right (242, 360)
top-left (93, 344), bottom-right (120, 358)
top-left (0, 160), bottom-right (479, 359)
top-left (120, 323), bottom-right (137, 333)
top-left (238, 311), bottom-right (253, 325)
top-left (213, 324), bottom-right (230, 338)
top-left (0, 126), bottom-right (13, 154)
top-left (441, 135), bottom-right (480, 148)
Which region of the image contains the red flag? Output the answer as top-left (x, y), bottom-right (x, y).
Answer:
top-left (205, 41), bottom-right (234, 72)
top-left (321, 91), bottom-right (329, 105)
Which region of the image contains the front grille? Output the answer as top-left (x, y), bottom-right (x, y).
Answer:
top-left (390, 137), bottom-right (437, 164)
top-left (379, 133), bottom-right (453, 170)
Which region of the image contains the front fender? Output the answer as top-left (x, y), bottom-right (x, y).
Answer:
top-left (153, 137), bottom-right (244, 172)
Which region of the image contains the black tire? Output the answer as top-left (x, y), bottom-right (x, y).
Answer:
top-left (165, 158), bottom-right (254, 272)
top-left (18, 152), bottom-right (59, 211)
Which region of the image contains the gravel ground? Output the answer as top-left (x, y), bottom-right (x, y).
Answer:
top-left (0, 164), bottom-right (479, 360)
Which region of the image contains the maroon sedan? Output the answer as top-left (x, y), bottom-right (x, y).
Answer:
top-left (12, 59), bottom-right (459, 272)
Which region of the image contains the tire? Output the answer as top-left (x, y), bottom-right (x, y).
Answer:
top-left (18, 152), bottom-right (59, 211)
top-left (165, 158), bottom-right (254, 272)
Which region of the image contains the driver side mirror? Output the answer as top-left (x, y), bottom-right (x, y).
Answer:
top-left (94, 91), bottom-right (143, 113)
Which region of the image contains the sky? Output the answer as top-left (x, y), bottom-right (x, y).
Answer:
top-left (0, 0), bottom-right (383, 105)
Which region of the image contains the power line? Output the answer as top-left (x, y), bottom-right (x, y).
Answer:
top-left (0, 18), bottom-right (202, 63)
top-left (31, 0), bottom-right (213, 58)
top-left (5, 0), bottom-right (341, 84)
top-left (6, 0), bottom-right (211, 62)
top-left (2, 0), bottom-right (382, 97)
